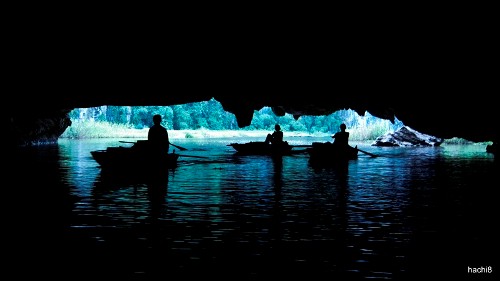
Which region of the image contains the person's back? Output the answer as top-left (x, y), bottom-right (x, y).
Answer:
top-left (148, 114), bottom-right (169, 154)
top-left (272, 127), bottom-right (283, 143)
top-left (332, 123), bottom-right (349, 147)
top-left (266, 124), bottom-right (284, 145)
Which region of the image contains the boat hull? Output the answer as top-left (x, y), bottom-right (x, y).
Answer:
top-left (307, 142), bottom-right (358, 166)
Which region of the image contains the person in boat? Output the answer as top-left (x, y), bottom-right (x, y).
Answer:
top-left (148, 114), bottom-right (170, 155)
top-left (265, 124), bottom-right (284, 145)
top-left (332, 123), bottom-right (350, 147)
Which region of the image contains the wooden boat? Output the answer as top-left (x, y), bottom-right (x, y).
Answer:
top-left (307, 142), bottom-right (358, 166)
top-left (228, 141), bottom-right (299, 156)
top-left (91, 141), bottom-right (180, 170)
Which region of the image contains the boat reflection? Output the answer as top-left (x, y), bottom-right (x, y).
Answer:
top-left (93, 166), bottom-right (170, 217)
top-left (94, 166), bottom-right (170, 187)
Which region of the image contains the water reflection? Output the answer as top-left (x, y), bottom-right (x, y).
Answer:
top-left (8, 138), bottom-right (499, 279)
top-left (93, 167), bottom-right (170, 220)
top-left (7, 144), bottom-right (79, 278)
top-left (272, 156), bottom-right (283, 190)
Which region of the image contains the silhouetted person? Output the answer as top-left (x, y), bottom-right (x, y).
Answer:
top-left (265, 124), bottom-right (284, 145)
top-left (332, 123), bottom-right (349, 147)
top-left (148, 114), bottom-right (169, 154)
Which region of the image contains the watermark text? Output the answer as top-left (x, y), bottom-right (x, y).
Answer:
top-left (468, 266), bottom-right (492, 274)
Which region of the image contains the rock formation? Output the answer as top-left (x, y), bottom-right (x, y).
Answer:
top-left (372, 126), bottom-right (444, 147)
top-left (6, 14), bottom-right (498, 147)
top-left (5, 95), bottom-right (499, 147)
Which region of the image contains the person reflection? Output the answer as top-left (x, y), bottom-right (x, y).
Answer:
top-left (146, 169), bottom-right (169, 219)
top-left (270, 156), bottom-right (284, 255)
top-left (272, 156), bottom-right (283, 192)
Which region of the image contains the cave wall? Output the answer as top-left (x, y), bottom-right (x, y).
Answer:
top-left (6, 9), bottom-right (497, 146)
top-left (6, 94), bottom-right (498, 146)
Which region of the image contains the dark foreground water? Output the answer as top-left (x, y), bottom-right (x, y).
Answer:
top-left (6, 137), bottom-right (499, 280)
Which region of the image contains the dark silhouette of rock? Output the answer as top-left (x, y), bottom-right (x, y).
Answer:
top-left (486, 141), bottom-right (497, 155)
top-left (372, 126), bottom-right (443, 147)
top-left (6, 95), bottom-right (499, 146)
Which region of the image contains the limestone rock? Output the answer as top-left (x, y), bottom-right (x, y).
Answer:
top-left (372, 126), bottom-right (443, 147)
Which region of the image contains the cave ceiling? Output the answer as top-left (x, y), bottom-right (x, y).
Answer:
top-left (6, 21), bottom-right (498, 145)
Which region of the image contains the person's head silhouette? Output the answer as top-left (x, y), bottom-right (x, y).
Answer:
top-left (340, 123), bottom-right (346, 131)
top-left (275, 124), bottom-right (281, 131)
top-left (153, 114), bottom-right (162, 125)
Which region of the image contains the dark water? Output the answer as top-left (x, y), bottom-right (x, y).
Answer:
top-left (6, 137), bottom-right (499, 280)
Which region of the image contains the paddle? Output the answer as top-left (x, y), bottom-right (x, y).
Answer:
top-left (176, 154), bottom-right (209, 159)
top-left (169, 143), bottom-right (188, 151)
top-left (356, 147), bottom-right (378, 158)
top-left (290, 149), bottom-right (309, 154)
top-left (119, 140), bottom-right (188, 151)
